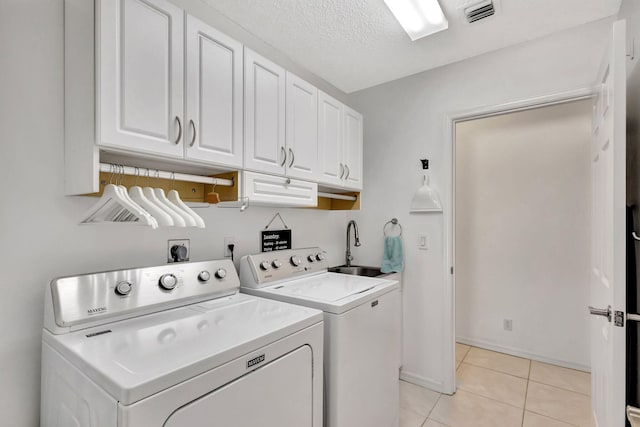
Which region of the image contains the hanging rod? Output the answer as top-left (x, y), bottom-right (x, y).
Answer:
top-left (99, 163), bottom-right (234, 187)
top-left (317, 192), bottom-right (358, 201)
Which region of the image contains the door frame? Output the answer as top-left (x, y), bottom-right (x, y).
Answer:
top-left (441, 86), bottom-right (596, 394)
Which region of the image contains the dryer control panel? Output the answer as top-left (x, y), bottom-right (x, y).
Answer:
top-left (239, 247), bottom-right (328, 288)
top-left (45, 259), bottom-right (239, 334)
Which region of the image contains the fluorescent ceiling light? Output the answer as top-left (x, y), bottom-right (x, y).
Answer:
top-left (384, 0), bottom-right (449, 41)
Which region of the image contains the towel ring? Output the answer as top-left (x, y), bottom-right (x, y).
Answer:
top-left (383, 218), bottom-right (402, 237)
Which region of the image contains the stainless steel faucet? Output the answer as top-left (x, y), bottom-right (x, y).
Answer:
top-left (345, 220), bottom-right (361, 267)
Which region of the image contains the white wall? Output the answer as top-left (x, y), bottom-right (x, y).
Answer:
top-left (0, 1), bottom-right (349, 425)
top-left (455, 101), bottom-right (592, 370)
top-left (348, 18), bottom-right (613, 391)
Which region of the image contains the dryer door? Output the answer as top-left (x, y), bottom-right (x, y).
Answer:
top-left (164, 345), bottom-right (313, 427)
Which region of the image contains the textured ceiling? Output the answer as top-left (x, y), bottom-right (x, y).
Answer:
top-left (201, 0), bottom-right (621, 93)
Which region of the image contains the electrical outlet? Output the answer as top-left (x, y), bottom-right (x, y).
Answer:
top-left (503, 319), bottom-right (513, 331)
top-left (224, 237), bottom-right (236, 257)
top-left (168, 239), bottom-right (190, 263)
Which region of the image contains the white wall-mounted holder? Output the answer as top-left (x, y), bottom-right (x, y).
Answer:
top-left (410, 174), bottom-right (443, 213)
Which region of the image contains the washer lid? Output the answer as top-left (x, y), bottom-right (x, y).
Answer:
top-left (43, 293), bottom-right (322, 405)
top-left (244, 273), bottom-right (399, 314)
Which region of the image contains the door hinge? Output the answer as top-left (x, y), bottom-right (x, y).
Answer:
top-left (614, 310), bottom-right (625, 327)
top-left (450, 266), bottom-right (454, 275)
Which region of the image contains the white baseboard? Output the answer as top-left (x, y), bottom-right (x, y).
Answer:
top-left (456, 336), bottom-right (590, 372)
top-left (399, 370), bottom-right (450, 394)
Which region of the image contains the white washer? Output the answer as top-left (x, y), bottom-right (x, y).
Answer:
top-left (239, 247), bottom-right (401, 427)
top-left (41, 259), bottom-right (324, 427)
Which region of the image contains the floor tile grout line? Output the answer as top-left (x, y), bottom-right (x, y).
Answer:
top-left (524, 408), bottom-right (581, 426)
top-left (527, 378), bottom-right (591, 397)
top-left (459, 360), bottom-right (530, 381)
top-left (460, 347), bottom-right (590, 395)
top-left (455, 386), bottom-right (528, 410)
top-left (522, 377), bottom-right (530, 427)
top-left (421, 393), bottom-right (448, 427)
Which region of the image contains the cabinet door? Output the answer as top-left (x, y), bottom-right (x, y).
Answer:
top-left (243, 172), bottom-right (318, 207)
top-left (185, 15), bottom-right (243, 168)
top-left (99, 0), bottom-right (184, 158)
top-left (286, 73), bottom-right (318, 181)
top-left (343, 105), bottom-right (363, 190)
top-left (317, 91), bottom-right (344, 187)
top-left (244, 49), bottom-right (286, 175)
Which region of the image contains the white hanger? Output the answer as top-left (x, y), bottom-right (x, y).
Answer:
top-left (143, 169), bottom-right (186, 227)
top-left (166, 173), bottom-right (205, 228)
top-left (168, 189), bottom-right (205, 228)
top-left (155, 187), bottom-right (197, 227)
top-left (114, 166), bottom-right (157, 226)
top-left (80, 166), bottom-right (157, 228)
top-left (128, 168), bottom-right (174, 227)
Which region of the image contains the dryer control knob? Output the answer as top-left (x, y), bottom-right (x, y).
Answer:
top-left (290, 256), bottom-right (302, 266)
top-left (260, 261), bottom-right (271, 270)
top-left (115, 281), bottom-right (132, 296)
top-left (198, 270), bottom-right (211, 282)
top-left (215, 268), bottom-right (227, 279)
top-left (159, 274), bottom-right (178, 290)
top-left (316, 253), bottom-right (325, 261)
top-left (307, 255), bottom-right (316, 263)
top-left (272, 260), bottom-right (283, 269)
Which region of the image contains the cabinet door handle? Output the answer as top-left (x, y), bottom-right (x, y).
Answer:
top-left (345, 165), bottom-right (350, 180)
top-left (280, 146), bottom-right (287, 167)
top-left (189, 120), bottom-right (196, 147)
top-left (339, 163), bottom-right (345, 179)
top-left (289, 148), bottom-right (295, 167)
top-left (174, 116), bottom-right (182, 144)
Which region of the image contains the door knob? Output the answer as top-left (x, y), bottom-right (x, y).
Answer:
top-left (588, 305), bottom-right (612, 322)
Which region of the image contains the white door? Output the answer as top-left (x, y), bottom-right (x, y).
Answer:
top-left (164, 346), bottom-right (313, 426)
top-left (318, 91), bottom-right (344, 187)
top-left (343, 106), bottom-right (364, 190)
top-left (99, 0), bottom-right (184, 158)
top-left (286, 72), bottom-right (318, 181)
top-left (590, 19), bottom-right (626, 427)
top-left (185, 15), bottom-right (243, 168)
top-left (244, 49), bottom-right (286, 175)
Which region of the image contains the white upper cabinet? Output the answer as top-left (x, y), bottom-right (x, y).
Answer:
top-left (185, 15), bottom-right (243, 168)
top-left (99, 0), bottom-right (184, 158)
top-left (244, 49), bottom-right (287, 175)
top-left (318, 91), bottom-right (344, 187)
top-left (286, 73), bottom-right (318, 181)
top-left (318, 91), bottom-right (363, 190)
top-left (343, 106), bottom-right (363, 190)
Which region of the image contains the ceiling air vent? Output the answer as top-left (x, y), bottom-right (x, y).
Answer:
top-left (464, 0), bottom-right (495, 23)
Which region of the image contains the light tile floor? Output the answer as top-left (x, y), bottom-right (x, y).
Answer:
top-left (400, 343), bottom-right (593, 427)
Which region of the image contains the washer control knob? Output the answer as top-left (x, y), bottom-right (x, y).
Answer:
top-left (307, 255), bottom-right (316, 263)
top-left (272, 260), bottom-right (283, 269)
top-left (159, 274), bottom-right (178, 290)
top-left (260, 261), bottom-right (271, 270)
top-left (290, 256), bottom-right (302, 266)
top-left (115, 281), bottom-right (132, 296)
top-left (198, 270), bottom-right (211, 282)
top-left (316, 253), bottom-right (325, 261)
top-left (215, 268), bottom-right (227, 279)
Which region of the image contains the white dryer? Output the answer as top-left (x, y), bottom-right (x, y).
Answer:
top-left (239, 248), bottom-right (401, 427)
top-left (41, 259), bottom-right (323, 427)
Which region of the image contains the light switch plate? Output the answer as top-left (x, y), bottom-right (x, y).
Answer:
top-left (418, 233), bottom-right (428, 250)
